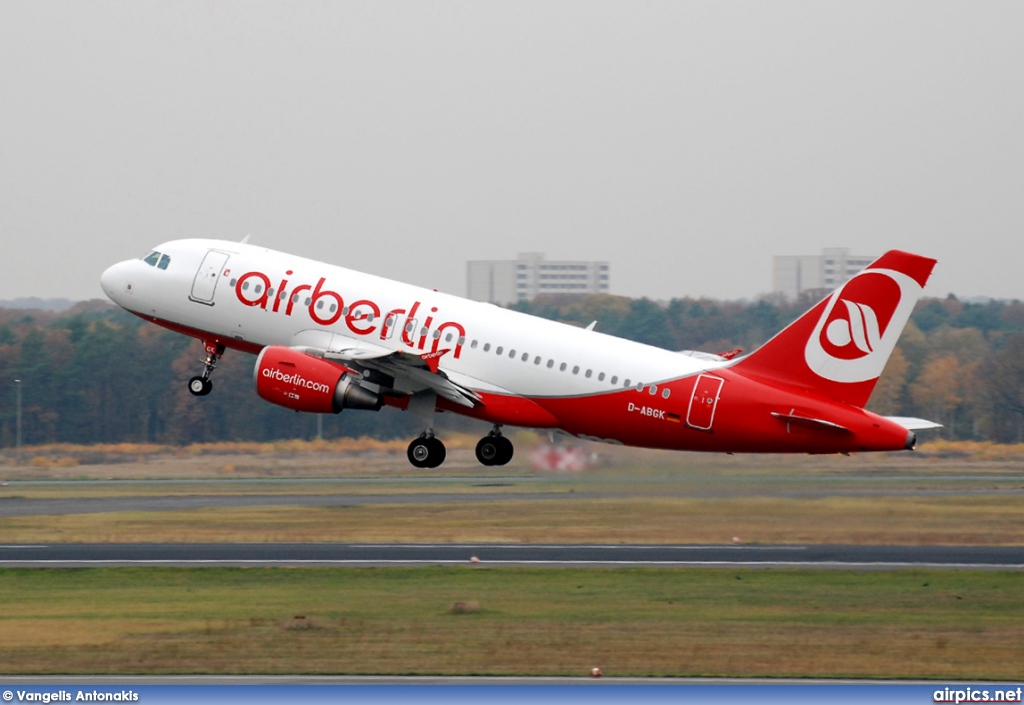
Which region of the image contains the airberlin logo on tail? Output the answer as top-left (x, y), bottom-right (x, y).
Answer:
top-left (819, 273), bottom-right (900, 361)
top-left (805, 269), bottom-right (919, 384)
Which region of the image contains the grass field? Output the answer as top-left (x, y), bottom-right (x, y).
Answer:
top-left (0, 566), bottom-right (1021, 679)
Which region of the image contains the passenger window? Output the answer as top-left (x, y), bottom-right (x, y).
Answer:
top-left (509, 349), bottom-right (516, 358)
top-left (560, 363), bottom-right (567, 372)
top-left (598, 372), bottom-right (605, 381)
top-left (572, 366), bottom-right (580, 375)
top-left (496, 346), bottom-right (504, 355)
top-left (483, 343), bottom-right (491, 352)
top-left (611, 376), bottom-right (618, 385)
top-left (547, 360), bottom-right (554, 368)
top-left (585, 369), bottom-right (592, 378)
top-left (649, 385), bottom-right (657, 395)
top-left (662, 388), bottom-right (671, 399)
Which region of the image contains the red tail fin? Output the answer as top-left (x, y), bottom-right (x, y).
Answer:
top-left (732, 250), bottom-right (936, 407)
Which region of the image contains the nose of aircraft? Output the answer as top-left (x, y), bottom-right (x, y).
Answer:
top-left (100, 260), bottom-right (135, 306)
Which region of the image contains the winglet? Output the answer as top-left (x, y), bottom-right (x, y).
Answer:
top-left (419, 349), bottom-right (449, 374)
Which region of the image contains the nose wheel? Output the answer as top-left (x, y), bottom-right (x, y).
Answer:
top-left (188, 341), bottom-right (224, 397)
top-left (188, 376), bottom-right (213, 396)
top-left (475, 428), bottom-right (514, 466)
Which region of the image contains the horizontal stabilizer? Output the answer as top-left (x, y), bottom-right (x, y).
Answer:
top-left (885, 416), bottom-right (943, 430)
top-left (771, 412), bottom-right (851, 434)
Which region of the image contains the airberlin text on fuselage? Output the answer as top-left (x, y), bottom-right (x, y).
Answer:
top-left (234, 271), bottom-right (466, 358)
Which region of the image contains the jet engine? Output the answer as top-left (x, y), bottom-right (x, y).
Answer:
top-left (254, 345), bottom-right (383, 414)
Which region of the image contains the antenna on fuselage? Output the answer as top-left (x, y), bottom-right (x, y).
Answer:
top-left (240, 234), bottom-right (252, 244)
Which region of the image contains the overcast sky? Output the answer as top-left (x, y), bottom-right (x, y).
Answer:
top-left (1, 1), bottom-right (1022, 304)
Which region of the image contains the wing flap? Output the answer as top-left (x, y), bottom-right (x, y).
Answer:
top-left (289, 332), bottom-right (482, 409)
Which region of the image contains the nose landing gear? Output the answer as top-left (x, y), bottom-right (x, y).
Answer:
top-left (188, 341), bottom-right (224, 397)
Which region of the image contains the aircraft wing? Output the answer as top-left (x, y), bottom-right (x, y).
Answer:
top-left (289, 333), bottom-right (481, 408)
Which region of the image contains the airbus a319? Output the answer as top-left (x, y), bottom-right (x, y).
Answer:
top-left (101, 240), bottom-right (939, 468)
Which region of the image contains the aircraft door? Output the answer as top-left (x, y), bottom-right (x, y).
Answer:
top-left (686, 374), bottom-right (724, 431)
top-left (191, 250), bottom-right (231, 305)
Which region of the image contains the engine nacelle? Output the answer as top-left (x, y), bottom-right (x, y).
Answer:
top-left (254, 345), bottom-right (383, 414)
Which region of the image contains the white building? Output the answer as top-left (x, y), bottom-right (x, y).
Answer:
top-left (772, 248), bottom-right (876, 300)
top-left (467, 253), bottom-right (610, 305)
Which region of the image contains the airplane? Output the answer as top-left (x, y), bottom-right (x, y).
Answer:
top-left (100, 240), bottom-right (940, 468)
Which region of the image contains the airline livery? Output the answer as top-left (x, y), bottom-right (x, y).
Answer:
top-left (100, 240), bottom-right (939, 467)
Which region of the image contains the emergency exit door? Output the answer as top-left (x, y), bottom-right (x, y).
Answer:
top-left (686, 374), bottom-right (724, 431)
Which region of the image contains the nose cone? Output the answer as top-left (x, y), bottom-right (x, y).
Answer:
top-left (100, 260), bottom-right (136, 307)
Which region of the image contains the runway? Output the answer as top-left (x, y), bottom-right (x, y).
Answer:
top-left (1, 542), bottom-right (1021, 569)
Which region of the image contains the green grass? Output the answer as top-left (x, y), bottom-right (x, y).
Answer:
top-left (0, 567), bottom-right (1021, 678)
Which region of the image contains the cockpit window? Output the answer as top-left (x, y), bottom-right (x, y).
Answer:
top-left (142, 251), bottom-right (171, 270)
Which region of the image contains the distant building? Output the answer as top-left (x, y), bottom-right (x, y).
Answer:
top-left (467, 253), bottom-right (610, 306)
top-left (772, 248), bottom-right (876, 300)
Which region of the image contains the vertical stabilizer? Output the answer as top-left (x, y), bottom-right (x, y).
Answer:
top-left (732, 250), bottom-right (936, 408)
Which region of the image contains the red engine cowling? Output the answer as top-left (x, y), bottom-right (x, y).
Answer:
top-left (254, 345), bottom-right (383, 414)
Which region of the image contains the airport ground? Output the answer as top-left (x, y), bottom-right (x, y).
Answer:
top-left (0, 435), bottom-right (1022, 678)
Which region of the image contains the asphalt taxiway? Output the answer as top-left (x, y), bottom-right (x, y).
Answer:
top-left (1, 542), bottom-right (1021, 569)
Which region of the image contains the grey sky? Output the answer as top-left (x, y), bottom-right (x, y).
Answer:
top-left (1, 1), bottom-right (1022, 304)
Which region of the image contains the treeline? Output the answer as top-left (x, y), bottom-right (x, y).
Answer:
top-left (0, 293), bottom-right (1022, 446)
top-left (0, 303), bottom-right (419, 447)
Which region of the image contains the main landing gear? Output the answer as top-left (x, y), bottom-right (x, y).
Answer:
top-left (407, 433), bottom-right (447, 469)
top-left (188, 341), bottom-right (224, 397)
top-left (475, 427), bottom-right (514, 467)
top-left (406, 426), bottom-right (514, 469)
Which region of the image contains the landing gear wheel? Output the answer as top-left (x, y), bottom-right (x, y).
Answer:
top-left (188, 341), bottom-right (224, 397)
top-left (188, 376), bottom-right (213, 397)
top-left (408, 436), bottom-right (446, 469)
top-left (494, 436), bottom-right (514, 466)
top-left (475, 435), bottom-right (514, 467)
